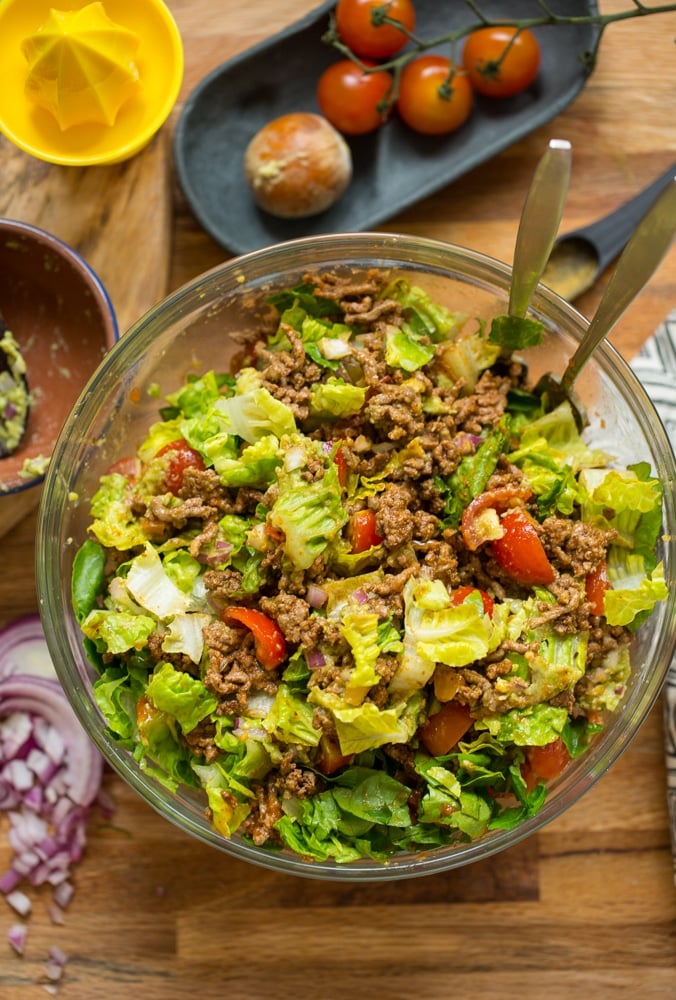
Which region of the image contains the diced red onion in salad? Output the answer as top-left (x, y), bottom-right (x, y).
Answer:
top-left (306, 584), bottom-right (328, 608)
top-left (306, 648), bottom-right (326, 669)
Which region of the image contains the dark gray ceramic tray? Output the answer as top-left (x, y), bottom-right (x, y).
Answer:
top-left (174, 0), bottom-right (598, 256)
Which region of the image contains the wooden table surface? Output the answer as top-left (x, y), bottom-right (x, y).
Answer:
top-left (2, 2), bottom-right (676, 997)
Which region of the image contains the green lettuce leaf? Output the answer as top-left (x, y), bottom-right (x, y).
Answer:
top-left (435, 327), bottom-right (501, 394)
top-left (212, 433), bottom-right (281, 487)
top-left (125, 543), bottom-right (191, 619)
top-left (269, 437), bottom-right (347, 570)
top-left (492, 625), bottom-right (588, 710)
top-left (93, 664), bottom-right (147, 743)
top-left (575, 646), bottom-right (631, 713)
top-left (474, 703), bottom-right (569, 747)
top-left (389, 578), bottom-right (494, 695)
top-left (81, 609), bottom-right (155, 655)
top-left (379, 279), bottom-right (464, 341)
top-left (89, 473), bottom-right (148, 550)
top-left (161, 612), bottom-right (210, 664)
top-left (604, 559), bottom-right (667, 627)
top-left (145, 662), bottom-right (218, 734)
top-left (438, 421), bottom-right (510, 527)
top-left (308, 688), bottom-right (423, 755)
top-left (384, 324), bottom-right (435, 372)
top-left (263, 683), bottom-right (321, 746)
top-left (212, 367), bottom-right (296, 443)
top-left (488, 313), bottom-right (544, 351)
top-left (191, 761), bottom-right (253, 837)
top-left (340, 610), bottom-right (383, 701)
top-left (309, 377), bottom-right (366, 418)
top-left (164, 370), bottom-right (228, 419)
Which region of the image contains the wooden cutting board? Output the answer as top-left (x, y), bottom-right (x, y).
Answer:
top-left (0, 129), bottom-right (172, 535)
top-left (0, 129), bottom-right (172, 334)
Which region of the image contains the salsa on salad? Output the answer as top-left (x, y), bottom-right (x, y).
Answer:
top-left (72, 270), bottom-right (667, 863)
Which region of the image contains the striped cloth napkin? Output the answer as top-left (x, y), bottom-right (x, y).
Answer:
top-left (629, 309), bottom-right (676, 883)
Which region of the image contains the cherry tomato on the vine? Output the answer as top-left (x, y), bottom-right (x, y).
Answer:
top-left (334, 0), bottom-right (416, 60)
top-left (396, 55), bottom-right (473, 136)
top-left (317, 59), bottom-right (393, 135)
top-left (462, 26), bottom-right (541, 98)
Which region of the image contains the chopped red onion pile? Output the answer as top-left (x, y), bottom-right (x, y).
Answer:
top-left (1, 615), bottom-right (108, 987)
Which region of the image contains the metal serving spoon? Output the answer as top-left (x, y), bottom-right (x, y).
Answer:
top-left (534, 174), bottom-right (676, 428)
top-left (542, 162), bottom-right (676, 300)
top-left (0, 312), bottom-right (30, 458)
top-left (507, 138), bottom-right (572, 322)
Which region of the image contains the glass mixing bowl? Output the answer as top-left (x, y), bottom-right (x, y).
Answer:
top-left (36, 233), bottom-right (676, 881)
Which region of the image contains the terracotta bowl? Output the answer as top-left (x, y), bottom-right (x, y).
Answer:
top-left (0, 219), bottom-right (118, 534)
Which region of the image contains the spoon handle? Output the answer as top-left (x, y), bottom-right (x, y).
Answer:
top-left (557, 161), bottom-right (676, 275)
top-left (560, 175), bottom-right (676, 393)
top-left (508, 138), bottom-right (572, 318)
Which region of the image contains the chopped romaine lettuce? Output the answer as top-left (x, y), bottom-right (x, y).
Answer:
top-left (90, 473), bottom-right (148, 550)
top-left (269, 436), bottom-right (347, 570)
top-left (212, 367), bottom-right (296, 443)
top-left (435, 326), bottom-right (501, 393)
top-left (308, 688), bottom-right (423, 755)
top-left (81, 609), bottom-right (156, 655)
top-left (125, 544), bottom-right (191, 619)
top-left (384, 324), bottom-right (436, 372)
top-left (390, 578), bottom-right (495, 695)
top-left (145, 662), bottom-right (218, 734)
top-left (488, 313), bottom-right (544, 350)
top-left (475, 703), bottom-right (569, 747)
top-left (263, 683), bottom-right (321, 746)
top-left (309, 377), bottom-right (366, 418)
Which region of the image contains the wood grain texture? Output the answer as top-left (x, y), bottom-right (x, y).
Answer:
top-left (2, 2), bottom-right (676, 997)
top-left (0, 131), bottom-right (172, 334)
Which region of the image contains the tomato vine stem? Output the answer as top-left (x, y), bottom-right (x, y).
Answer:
top-left (323, 1), bottom-right (676, 79)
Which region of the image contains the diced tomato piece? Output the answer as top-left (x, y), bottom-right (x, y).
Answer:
top-left (264, 523), bottom-right (285, 542)
top-left (222, 607), bottom-right (287, 670)
top-left (417, 700), bottom-right (473, 757)
top-left (317, 734), bottom-right (354, 775)
top-left (105, 456), bottom-right (141, 480)
top-left (136, 695), bottom-right (161, 746)
top-left (156, 439), bottom-right (206, 494)
top-left (522, 738), bottom-right (571, 791)
top-left (348, 509), bottom-right (384, 554)
top-left (491, 507), bottom-right (555, 586)
top-left (461, 485), bottom-right (532, 551)
top-left (334, 444), bottom-right (349, 488)
top-left (451, 585), bottom-right (494, 617)
top-left (585, 561), bottom-right (611, 616)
